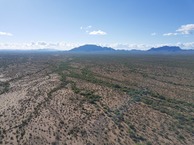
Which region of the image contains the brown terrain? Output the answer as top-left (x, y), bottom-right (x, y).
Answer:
top-left (0, 53), bottom-right (194, 145)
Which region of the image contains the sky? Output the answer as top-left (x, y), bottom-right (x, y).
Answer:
top-left (0, 0), bottom-right (194, 50)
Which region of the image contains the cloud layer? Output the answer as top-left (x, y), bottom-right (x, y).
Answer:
top-left (0, 42), bottom-right (194, 50)
top-left (104, 42), bottom-right (194, 50)
top-left (0, 42), bottom-right (81, 50)
top-left (0, 31), bottom-right (13, 36)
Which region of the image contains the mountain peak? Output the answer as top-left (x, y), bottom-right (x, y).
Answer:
top-left (148, 46), bottom-right (182, 52)
top-left (69, 44), bottom-right (115, 52)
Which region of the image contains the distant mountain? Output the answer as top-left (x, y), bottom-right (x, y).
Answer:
top-left (69, 44), bottom-right (115, 52)
top-left (69, 45), bottom-right (194, 54)
top-left (148, 46), bottom-right (182, 52)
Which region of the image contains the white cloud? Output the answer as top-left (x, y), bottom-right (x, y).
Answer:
top-left (0, 31), bottom-right (13, 36)
top-left (163, 24), bottom-right (194, 36)
top-left (176, 24), bottom-right (194, 34)
top-left (151, 32), bottom-right (156, 36)
top-left (87, 25), bottom-right (92, 29)
top-left (163, 33), bottom-right (178, 36)
top-left (89, 30), bottom-right (107, 35)
top-left (80, 25), bottom-right (92, 30)
top-left (80, 26), bottom-right (107, 35)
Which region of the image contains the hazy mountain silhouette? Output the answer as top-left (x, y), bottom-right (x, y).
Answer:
top-left (148, 46), bottom-right (182, 52)
top-left (67, 45), bottom-right (194, 54)
top-left (69, 44), bottom-right (115, 52)
top-left (1, 45), bottom-right (194, 54)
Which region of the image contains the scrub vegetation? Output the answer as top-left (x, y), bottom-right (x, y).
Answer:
top-left (0, 53), bottom-right (194, 145)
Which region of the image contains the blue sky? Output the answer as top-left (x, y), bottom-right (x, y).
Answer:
top-left (0, 0), bottom-right (194, 50)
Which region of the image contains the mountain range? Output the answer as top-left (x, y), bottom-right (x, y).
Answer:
top-left (68, 44), bottom-right (194, 54)
top-left (0, 44), bottom-right (194, 54)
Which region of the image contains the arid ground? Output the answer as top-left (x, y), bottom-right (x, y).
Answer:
top-left (0, 53), bottom-right (194, 145)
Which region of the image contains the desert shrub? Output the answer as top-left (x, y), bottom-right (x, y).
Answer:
top-left (142, 99), bottom-right (153, 105)
top-left (76, 90), bottom-right (102, 104)
top-left (130, 132), bottom-right (146, 143)
top-left (157, 95), bottom-right (166, 100)
top-left (71, 84), bottom-right (80, 94)
top-left (146, 141), bottom-right (152, 145)
top-left (86, 94), bottom-right (101, 104)
top-left (132, 95), bottom-right (141, 102)
top-left (177, 134), bottom-right (185, 140)
top-left (122, 87), bottom-right (129, 92)
top-left (0, 82), bottom-right (10, 94)
top-left (113, 84), bottom-right (121, 89)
